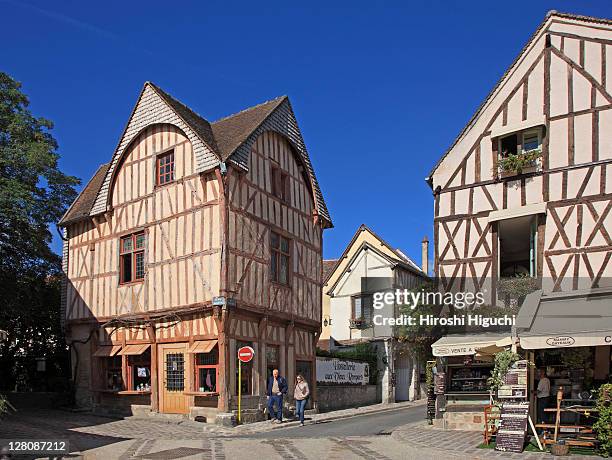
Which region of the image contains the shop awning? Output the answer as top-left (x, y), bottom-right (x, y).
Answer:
top-left (432, 333), bottom-right (511, 357)
top-left (118, 344), bottom-right (151, 355)
top-left (516, 288), bottom-right (612, 349)
top-left (93, 345), bottom-right (122, 357)
top-left (187, 340), bottom-right (217, 354)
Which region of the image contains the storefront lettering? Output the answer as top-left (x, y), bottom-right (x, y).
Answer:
top-left (545, 336), bottom-right (575, 347)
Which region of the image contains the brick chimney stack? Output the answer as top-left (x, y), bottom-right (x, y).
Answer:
top-left (421, 236), bottom-right (429, 275)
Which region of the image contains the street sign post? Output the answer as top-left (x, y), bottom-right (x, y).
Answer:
top-left (237, 346), bottom-right (254, 423)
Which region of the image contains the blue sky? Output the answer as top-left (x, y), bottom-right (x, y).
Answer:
top-left (2, 0), bottom-right (611, 266)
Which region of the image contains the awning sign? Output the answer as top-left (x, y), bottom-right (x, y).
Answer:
top-left (520, 334), bottom-right (612, 349)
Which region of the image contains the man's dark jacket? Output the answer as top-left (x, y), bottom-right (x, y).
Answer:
top-left (266, 375), bottom-right (288, 396)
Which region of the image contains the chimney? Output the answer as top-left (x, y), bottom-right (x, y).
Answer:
top-left (421, 236), bottom-right (429, 275)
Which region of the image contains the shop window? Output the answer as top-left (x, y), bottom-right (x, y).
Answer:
top-left (165, 353), bottom-right (185, 391)
top-left (270, 232), bottom-right (291, 285)
top-left (236, 340), bottom-right (253, 395)
top-left (498, 216), bottom-right (537, 277)
top-left (266, 345), bottom-right (280, 380)
top-left (105, 356), bottom-right (123, 391)
top-left (120, 232), bottom-right (145, 284)
top-left (157, 150), bottom-right (175, 185)
top-left (350, 294), bottom-right (373, 328)
top-left (127, 348), bottom-right (151, 391)
top-left (271, 164), bottom-right (290, 203)
top-left (195, 347), bottom-right (218, 393)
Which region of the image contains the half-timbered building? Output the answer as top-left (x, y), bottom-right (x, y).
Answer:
top-left (428, 11), bottom-right (612, 431)
top-left (428, 11), bottom-right (611, 303)
top-left (58, 82), bottom-right (332, 422)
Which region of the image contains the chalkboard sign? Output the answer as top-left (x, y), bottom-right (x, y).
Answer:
top-left (434, 372), bottom-right (446, 395)
top-left (426, 388), bottom-right (436, 419)
top-left (495, 402), bottom-right (530, 453)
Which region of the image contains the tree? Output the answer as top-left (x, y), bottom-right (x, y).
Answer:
top-left (0, 72), bottom-right (79, 391)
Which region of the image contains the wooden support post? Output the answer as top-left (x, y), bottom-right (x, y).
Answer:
top-left (553, 387), bottom-right (563, 442)
top-left (146, 321), bottom-right (159, 412)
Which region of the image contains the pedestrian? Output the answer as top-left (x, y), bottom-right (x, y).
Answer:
top-left (267, 368), bottom-right (288, 423)
top-left (535, 368), bottom-right (551, 425)
top-left (294, 374), bottom-right (310, 426)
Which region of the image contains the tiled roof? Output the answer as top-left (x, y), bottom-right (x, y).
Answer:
top-left (322, 259), bottom-right (339, 282)
top-left (149, 83), bottom-right (219, 153)
top-left (59, 163), bottom-right (110, 225)
top-left (211, 96), bottom-right (287, 160)
top-left (60, 84), bottom-right (331, 226)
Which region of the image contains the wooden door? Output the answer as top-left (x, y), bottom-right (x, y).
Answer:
top-left (159, 345), bottom-right (189, 414)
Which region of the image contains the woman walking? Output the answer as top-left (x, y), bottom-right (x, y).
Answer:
top-left (294, 374), bottom-right (310, 426)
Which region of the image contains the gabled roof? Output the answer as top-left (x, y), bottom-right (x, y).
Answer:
top-left (60, 83), bottom-right (331, 226)
top-left (427, 11), bottom-right (612, 185)
top-left (211, 96), bottom-right (287, 160)
top-left (324, 224), bottom-right (427, 287)
top-left (149, 83), bottom-right (219, 153)
top-left (59, 163), bottom-right (110, 225)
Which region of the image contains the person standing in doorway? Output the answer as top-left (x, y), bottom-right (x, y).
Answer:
top-left (535, 368), bottom-right (551, 424)
top-left (294, 374), bottom-right (310, 426)
top-left (267, 368), bottom-right (288, 423)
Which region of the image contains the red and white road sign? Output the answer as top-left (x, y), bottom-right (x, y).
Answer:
top-left (238, 346), bottom-right (255, 363)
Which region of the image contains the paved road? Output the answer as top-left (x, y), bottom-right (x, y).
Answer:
top-left (245, 406), bottom-right (425, 438)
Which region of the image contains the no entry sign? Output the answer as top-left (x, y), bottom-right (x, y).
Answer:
top-left (238, 346), bottom-right (254, 363)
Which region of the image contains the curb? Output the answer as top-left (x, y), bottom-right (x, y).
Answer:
top-left (236, 399), bottom-right (427, 434)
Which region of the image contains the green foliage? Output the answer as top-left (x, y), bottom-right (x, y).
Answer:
top-left (498, 148), bottom-right (541, 174)
top-left (0, 394), bottom-right (7, 417)
top-left (425, 361), bottom-right (435, 388)
top-left (560, 347), bottom-right (591, 370)
top-left (487, 349), bottom-right (520, 393)
top-left (593, 384), bottom-right (612, 457)
top-left (396, 281), bottom-right (442, 360)
top-left (0, 72), bottom-right (78, 391)
top-left (497, 274), bottom-right (539, 312)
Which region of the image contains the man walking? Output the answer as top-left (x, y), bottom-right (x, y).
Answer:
top-left (267, 368), bottom-right (288, 423)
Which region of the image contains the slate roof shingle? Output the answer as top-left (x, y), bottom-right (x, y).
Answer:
top-left (59, 163), bottom-right (110, 225)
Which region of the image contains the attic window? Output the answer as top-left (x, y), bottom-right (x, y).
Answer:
top-left (271, 164), bottom-right (290, 203)
top-left (499, 134), bottom-right (518, 157)
top-left (157, 150), bottom-right (175, 186)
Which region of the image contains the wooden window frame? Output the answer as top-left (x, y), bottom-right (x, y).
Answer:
top-left (105, 356), bottom-right (123, 391)
top-left (266, 344), bottom-right (280, 380)
top-left (271, 164), bottom-right (290, 203)
top-left (126, 349), bottom-right (151, 391)
top-left (351, 294), bottom-right (373, 320)
top-left (270, 231), bottom-right (291, 286)
top-left (521, 129), bottom-right (541, 154)
top-left (156, 149), bottom-right (175, 186)
top-left (119, 231), bottom-right (146, 285)
top-left (194, 347), bottom-right (219, 394)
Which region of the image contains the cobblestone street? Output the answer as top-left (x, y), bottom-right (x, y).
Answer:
top-left (0, 405), bottom-right (604, 459)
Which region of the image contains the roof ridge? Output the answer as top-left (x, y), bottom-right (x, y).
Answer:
top-left (547, 11), bottom-right (612, 25)
top-left (212, 95), bottom-right (287, 124)
top-left (148, 81), bottom-right (212, 124)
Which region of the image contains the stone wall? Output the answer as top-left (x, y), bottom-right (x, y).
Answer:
top-left (317, 385), bottom-right (379, 412)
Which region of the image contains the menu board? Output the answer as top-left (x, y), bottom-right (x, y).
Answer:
top-left (434, 372), bottom-right (446, 395)
top-left (498, 360), bottom-right (528, 399)
top-left (495, 402), bottom-right (530, 453)
top-left (426, 388), bottom-right (436, 419)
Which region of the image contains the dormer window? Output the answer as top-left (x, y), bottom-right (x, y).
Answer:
top-left (496, 127), bottom-right (542, 175)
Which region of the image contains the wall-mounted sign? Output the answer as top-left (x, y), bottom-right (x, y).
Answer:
top-left (316, 357), bottom-right (368, 385)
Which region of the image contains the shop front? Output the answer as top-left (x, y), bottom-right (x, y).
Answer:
top-left (515, 289), bottom-right (612, 437)
top-left (431, 333), bottom-right (512, 430)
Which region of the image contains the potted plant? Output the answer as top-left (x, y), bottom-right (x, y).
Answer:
top-left (498, 148), bottom-right (542, 175)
